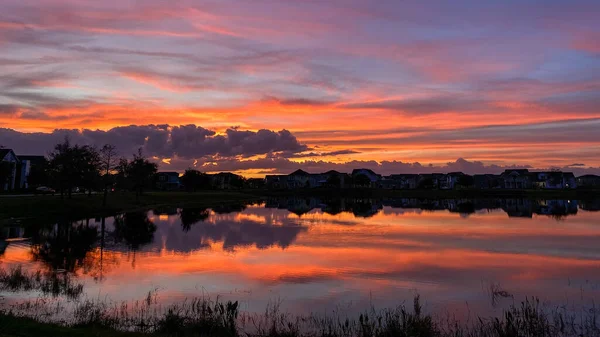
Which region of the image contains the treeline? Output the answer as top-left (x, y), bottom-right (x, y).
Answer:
top-left (32, 138), bottom-right (158, 203)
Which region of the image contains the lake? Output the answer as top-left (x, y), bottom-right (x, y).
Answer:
top-left (2, 197), bottom-right (600, 321)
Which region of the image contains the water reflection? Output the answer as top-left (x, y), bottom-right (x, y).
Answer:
top-left (1, 197), bottom-right (600, 318)
top-left (265, 197), bottom-right (580, 219)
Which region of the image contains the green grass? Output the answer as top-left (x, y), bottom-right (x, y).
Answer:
top-left (0, 191), bottom-right (260, 223)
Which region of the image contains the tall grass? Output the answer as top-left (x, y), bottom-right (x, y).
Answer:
top-left (2, 292), bottom-right (599, 337)
top-left (0, 265), bottom-right (83, 299)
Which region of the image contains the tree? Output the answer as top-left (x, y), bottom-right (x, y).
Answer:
top-left (48, 138), bottom-right (101, 198)
top-left (354, 174), bottom-right (371, 187)
top-left (121, 149), bottom-right (158, 201)
top-left (114, 212), bottom-right (156, 251)
top-left (180, 169), bottom-right (211, 192)
top-left (179, 207), bottom-right (210, 232)
top-left (99, 144), bottom-right (119, 206)
top-left (26, 159), bottom-right (50, 188)
top-left (80, 146), bottom-right (101, 196)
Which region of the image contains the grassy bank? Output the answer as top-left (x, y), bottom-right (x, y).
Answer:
top-left (1, 295), bottom-right (598, 337)
top-left (0, 191), bottom-right (260, 224)
top-left (0, 314), bottom-right (145, 337)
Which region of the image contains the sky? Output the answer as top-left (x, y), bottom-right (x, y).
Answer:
top-left (1, 0), bottom-right (599, 176)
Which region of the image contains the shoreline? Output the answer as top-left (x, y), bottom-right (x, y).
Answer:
top-left (2, 188), bottom-right (600, 224)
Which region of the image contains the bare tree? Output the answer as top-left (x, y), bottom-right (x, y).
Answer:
top-left (99, 144), bottom-right (118, 206)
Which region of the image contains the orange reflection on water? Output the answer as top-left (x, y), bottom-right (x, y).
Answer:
top-left (2, 204), bottom-right (600, 316)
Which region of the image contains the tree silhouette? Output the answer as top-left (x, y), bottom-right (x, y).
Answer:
top-left (114, 212), bottom-right (157, 251)
top-left (32, 220), bottom-right (98, 273)
top-left (180, 169), bottom-right (211, 191)
top-left (48, 138), bottom-right (101, 198)
top-left (99, 144), bottom-right (118, 206)
top-left (118, 149), bottom-right (158, 201)
top-left (179, 208), bottom-right (210, 232)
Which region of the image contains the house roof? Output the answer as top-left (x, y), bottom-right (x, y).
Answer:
top-left (0, 149), bottom-right (12, 160)
top-left (0, 149), bottom-right (18, 162)
top-left (578, 174), bottom-right (600, 179)
top-left (289, 169), bottom-right (310, 176)
top-left (502, 169), bottom-right (529, 176)
top-left (352, 168), bottom-right (377, 176)
top-left (324, 170), bottom-right (341, 175)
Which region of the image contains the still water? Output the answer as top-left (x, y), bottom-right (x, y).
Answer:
top-left (2, 198), bottom-right (600, 319)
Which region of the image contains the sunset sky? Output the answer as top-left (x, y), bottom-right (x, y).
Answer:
top-left (1, 0), bottom-right (599, 175)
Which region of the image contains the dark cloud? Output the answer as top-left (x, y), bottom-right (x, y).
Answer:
top-left (288, 149), bottom-right (360, 158)
top-left (568, 163), bottom-right (586, 167)
top-left (0, 125), bottom-right (308, 160)
top-left (0, 104), bottom-right (20, 115)
top-left (190, 156), bottom-right (600, 176)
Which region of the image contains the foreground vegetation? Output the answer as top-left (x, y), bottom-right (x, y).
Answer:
top-left (1, 294), bottom-right (599, 337)
top-left (0, 267), bottom-right (599, 337)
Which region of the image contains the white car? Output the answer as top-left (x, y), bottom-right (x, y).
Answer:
top-left (35, 186), bottom-right (56, 195)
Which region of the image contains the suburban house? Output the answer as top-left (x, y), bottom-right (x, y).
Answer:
top-left (443, 172), bottom-right (466, 189)
top-left (210, 172), bottom-right (244, 189)
top-left (320, 170), bottom-right (349, 188)
top-left (381, 174), bottom-right (419, 189)
top-left (531, 171), bottom-right (577, 189)
top-left (265, 175), bottom-right (286, 189)
top-left (155, 172), bottom-right (181, 190)
top-left (500, 169), bottom-right (532, 189)
top-left (246, 178), bottom-right (266, 189)
top-left (577, 174), bottom-right (600, 188)
top-left (352, 169), bottom-right (381, 187)
top-left (286, 169), bottom-right (312, 188)
top-left (417, 173), bottom-right (446, 189)
top-left (473, 174), bottom-right (502, 189)
top-left (17, 155), bottom-right (46, 189)
top-left (0, 149), bottom-right (19, 191)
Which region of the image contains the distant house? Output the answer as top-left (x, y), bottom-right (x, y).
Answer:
top-left (246, 178), bottom-right (266, 189)
top-left (500, 169), bottom-right (531, 189)
top-left (444, 172), bottom-right (465, 190)
top-left (156, 172), bottom-right (181, 190)
top-left (17, 155), bottom-right (47, 189)
top-left (211, 172), bottom-right (244, 189)
top-left (417, 173), bottom-right (445, 189)
top-left (265, 175), bottom-right (286, 189)
top-left (351, 169), bottom-right (381, 187)
top-left (0, 149), bottom-right (19, 191)
top-left (286, 169), bottom-right (312, 188)
top-left (473, 174), bottom-right (502, 189)
top-left (319, 170), bottom-right (348, 188)
top-left (577, 174), bottom-right (600, 188)
top-left (531, 171), bottom-right (577, 189)
top-left (382, 174), bottom-right (419, 189)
